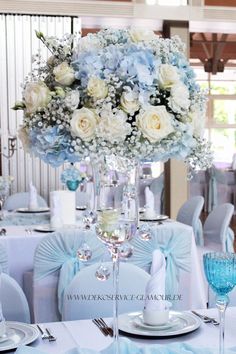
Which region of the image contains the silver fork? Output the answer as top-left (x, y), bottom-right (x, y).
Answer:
top-left (92, 319), bottom-right (109, 336)
top-left (191, 311), bottom-right (219, 325)
top-left (99, 318), bottom-right (113, 337)
top-left (45, 328), bottom-right (56, 342)
top-left (37, 325), bottom-right (49, 340)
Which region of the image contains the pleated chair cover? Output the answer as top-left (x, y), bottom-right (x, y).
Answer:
top-left (206, 167), bottom-right (229, 213)
top-left (33, 229), bottom-right (107, 322)
top-left (0, 244), bottom-right (8, 274)
top-left (203, 203), bottom-right (234, 252)
top-left (4, 192), bottom-right (48, 211)
top-left (176, 196), bottom-right (204, 246)
top-left (129, 227), bottom-right (191, 309)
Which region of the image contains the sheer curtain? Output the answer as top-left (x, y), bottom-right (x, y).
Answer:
top-left (0, 15), bottom-right (81, 202)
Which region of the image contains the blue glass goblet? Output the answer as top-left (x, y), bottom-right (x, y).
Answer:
top-left (203, 252), bottom-right (236, 354)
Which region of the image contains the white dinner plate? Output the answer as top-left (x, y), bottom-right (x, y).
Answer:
top-left (16, 207), bottom-right (50, 214)
top-left (33, 224), bottom-right (55, 233)
top-left (139, 215), bottom-right (169, 222)
top-left (0, 322), bottom-right (39, 351)
top-left (118, 311), bottom-right (201, 337)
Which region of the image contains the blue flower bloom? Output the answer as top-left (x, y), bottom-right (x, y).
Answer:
top-left (29, 127), bottom-right (80, 167)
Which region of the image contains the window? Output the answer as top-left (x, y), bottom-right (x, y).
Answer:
top-left (192, 64), bottom-right (236, 164)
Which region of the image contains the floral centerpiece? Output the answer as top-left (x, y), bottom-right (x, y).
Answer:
top-left (14, 28), bottom-right (212, 172)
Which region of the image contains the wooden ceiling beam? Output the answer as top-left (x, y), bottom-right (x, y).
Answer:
top-left (199, 33), bottom-right (211, 59)
top-left (212, 33), bottom-right (228, 74)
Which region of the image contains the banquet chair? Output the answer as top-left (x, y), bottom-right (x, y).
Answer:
top-left (202, 203), bottom-right (234, 252)
top-left (128, 226), bottom-right (206, 310)
top-left (32, 228), bottom-right (107, 323)
top-left (189, 171), bottom-right (207, 210)
top-left (62, 262), bottom-right (150, 320)
top-left (0, 244), bottom-right (8, 274)
top-left (149, 173), bottom-right (164, 214)
top-left (206, 167), bottom-right (232, 213)
top-left (176, 196), bottom-right (204, 246)
top-left (3, 192), bottom-right (48, 211)
top-left (1, 273), bottom-right (30, 323)
top-left (76, 191), bottom-right (90, 207)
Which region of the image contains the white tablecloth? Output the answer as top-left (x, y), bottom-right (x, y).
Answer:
top-left (8, 308), bottom-right (236, 353)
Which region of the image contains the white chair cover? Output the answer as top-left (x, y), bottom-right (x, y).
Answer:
top-left (176, 196), bottom-right (204, 246)
top-left (203, 203), bottom-right (234, 252)
top-left (0, 244), bottom-right (8, 274)
top-left (149, 173), bottom-right (164, 214)
top-left (129, 227), bottom-right (193, 310)
top-left (1, 273), bottom-right (30, 323)
top-left (33, 229), bottom-right (107, 323)
top-left (62, 262), bottom-right (150, 320)
top-left (4, 192), bottom-right (48, 211)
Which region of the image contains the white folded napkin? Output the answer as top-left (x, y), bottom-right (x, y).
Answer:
top-left (50, 192), bottom-right (63, 228)
top-left (144, 249), bottom-right (166, 311)
top-left (0, 273), bottom-right (6, 337)
top-left (144, 186), bottom-right (155, 218)
top-left (50, 191), bottom-right (76, 226)
top-left (28, 182), bottom-right (38, 211)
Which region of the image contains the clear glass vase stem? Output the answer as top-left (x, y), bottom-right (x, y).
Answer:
top-left (112, 249), bottom-right (119, 354)
top-left (216, 295), bottom-right (229, 354)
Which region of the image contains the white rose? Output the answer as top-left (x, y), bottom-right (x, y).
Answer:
top-left (97, 108), bottom-right (131, 143)
top-left (168, 83), bottom-right (190, 114)
top-left (70, 108), bottom-right (97, 141)
top-left (158, 64), bottom-right (179, 89)
top-left (136, 106), bottom-right (174, 143)
top-left (65, 91), bottom-right (80, 110)
top-left (189, 109), bottom-right (205, 138)
top-left (120, 90), bottom-right (139, 115)
top-left (130, 28), bottom-right (155, 43)
top-left (100, 209), bottom-right (120, 232)
top-left (53, 62), bottom-right (75, 86)
top-left (18, 127), bottom-right (30, 152)
top-left (87, 77), bottom-right (108, 100)
top-left (24, 82), bottom-right (51, 114)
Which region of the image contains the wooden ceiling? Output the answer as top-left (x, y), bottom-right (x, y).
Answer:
top-left (84, 0), bottom-right (236, 73)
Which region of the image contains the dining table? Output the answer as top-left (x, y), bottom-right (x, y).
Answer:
top-left (0, 212), bottom-right (207, 318)
top-left (6, 307), bottom-right (236, 353)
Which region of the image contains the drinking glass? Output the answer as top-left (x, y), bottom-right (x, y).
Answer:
top-left (96, 210), bottom-right (137, 354)
top-left (203, 252), bottom-right (236, 354)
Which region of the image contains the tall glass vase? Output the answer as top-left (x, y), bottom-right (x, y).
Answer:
top-left (94, 156), bottom-right (139, 353)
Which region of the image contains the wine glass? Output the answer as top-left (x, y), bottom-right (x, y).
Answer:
top-left (203, 252), bottom-right (236, 354)
top-left (96, 209), bottom-right (137, 354)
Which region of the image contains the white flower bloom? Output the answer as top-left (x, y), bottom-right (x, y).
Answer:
top-left (97, 108), bottom-right (131, 143)
top-left (168, 83), bottom-right (190, 113)
top-left (120, 90), bottom-right (139, 115)
top-left (77, 35), bottom-right (102, 53)
top-left (87, 77), bottom-right (108, 100)
top-left (189, 108), bottom-right (206, 138)
top-left (18, 127), bottom-right (30, 152)
top-left (24, 82), bottom-right (51, 114)
top-left (158, 64), bottom-right (179, 89)
top-left (70, 108), bottom-right (97, 141)
top-left (129, 28), bottom-right (155, 43)
top-left (65, 91), bottom-right (80, 110)
top-left (53, 62), bottom-right (75, 86)
top-left (136, 106), bottom-right (174, 143)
